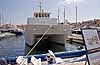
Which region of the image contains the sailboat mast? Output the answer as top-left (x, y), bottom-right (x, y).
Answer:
top-left (75, 5), bottom-right (77, 24)
top-left (0, 12), bottom-right (3, 26)
top-left (0, 13), bottom-right (1, 25)
top-left (64, 7), bottom-right (65, 22)
top-left (58, 8), bottom-right (60, 23)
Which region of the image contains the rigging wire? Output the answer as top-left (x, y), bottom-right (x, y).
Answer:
top-left (19, 25), bottom-right (53, 65)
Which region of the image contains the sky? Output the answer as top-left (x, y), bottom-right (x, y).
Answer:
top-left (0, 0), bottom-right (100, 24)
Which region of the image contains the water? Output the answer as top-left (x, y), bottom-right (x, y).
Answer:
top-left (65, 42), bottom-right (84, 51)
top-left (0, 34), bottom-right (25, 57)
top-left (0, 34), bottom-right (84, 57)
top-left (25, 40), bottom-right (84, 55)
top-left (25, 40), bottom-right (66, 55)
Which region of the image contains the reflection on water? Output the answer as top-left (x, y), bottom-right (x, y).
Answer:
top-left (25, 40), bottom-right (84, 55)
top-left (25, 40), bottom-right (66, 55)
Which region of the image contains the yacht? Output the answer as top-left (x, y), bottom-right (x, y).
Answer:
top-left (68, 29), bottom-right (83, 44)
top-left (25, 2), bottom-right (71, 54)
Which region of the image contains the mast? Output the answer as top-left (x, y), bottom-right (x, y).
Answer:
top-left (0, 13), bottom-right (1, 25)
top-left (0, 12), bottom-right (3, 25)
top-left (75, 5), bottom-right (77, 24)
top-left (64, 7), bottom-right (65, 22)
top-left (58, 8), bottom-right (60, 23)
top-left (9, 17), bottom-right (12, 25)
top-left (39, 0), bottom-right (43, 12)
top-left (1, 13), bottom-right (3, 25)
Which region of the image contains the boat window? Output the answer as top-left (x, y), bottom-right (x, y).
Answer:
top-left (46, 14), bottom-right (48, 17)
top-left (42, 14), bottom-right (44, 17)
top-left (48, 14), bottom-right (50, 17)
top-left (43, 21), bottom-right (45, 23)
top-left (45, 13), bottom-right (47, 17)
top-left (39, 13), bottom-right (41, 17)
top-left (72, 31), bottom-right (82, 34)
top-left (36, 14), bottom-right (38, 17)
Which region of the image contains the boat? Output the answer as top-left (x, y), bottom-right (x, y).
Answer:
top-left (1, 50), bottom-right (86, 64)
top-left (68, 26), bottom-right (100, 44)
top-left (0, 28), bottom-right (23, 36)
top-left (25, 1), bottom-right (71, 54)
top-left (68, 29), bottom-right (84, 44)
top-left (0, 28), bottom-right (25, 58)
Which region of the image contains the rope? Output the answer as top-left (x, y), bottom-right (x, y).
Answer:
top-left (20, 25), bottom-right (53, 65)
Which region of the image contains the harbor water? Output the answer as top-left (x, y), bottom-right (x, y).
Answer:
top-left (0, 34), bottom-right (25, 58)
top-left (25, 40), bottom-right (66, 55)
top-left (0, 34), bottom-right (84, 57)
top-left (26, 39), bottom-right (84, 55)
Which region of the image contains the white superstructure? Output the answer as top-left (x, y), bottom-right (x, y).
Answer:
top-left (27, 11), bottom-right (58, 25)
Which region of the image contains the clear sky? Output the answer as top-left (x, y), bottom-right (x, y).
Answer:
top-left (0, 0), bottom-right (100, 24)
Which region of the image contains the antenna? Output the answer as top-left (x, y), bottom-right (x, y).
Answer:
top-left (39, 0), bottom-right (43, 12)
